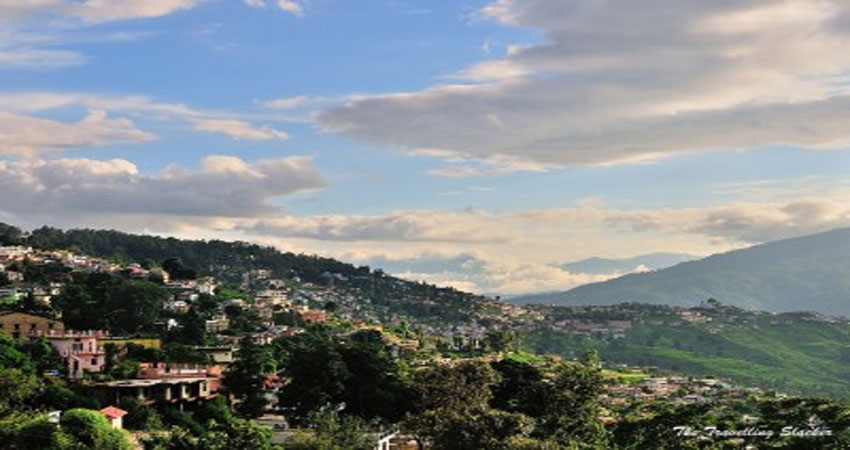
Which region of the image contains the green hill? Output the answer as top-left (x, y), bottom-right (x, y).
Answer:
top-left (16, 224), bottom-right (496, 325)
top-left (514, 228), bottom-right (850, 316)
top-left (522, 304), bottom-right (850, 398)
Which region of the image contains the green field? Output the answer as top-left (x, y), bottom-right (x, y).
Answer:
top-left (522, 314), bottom-right (850, 398)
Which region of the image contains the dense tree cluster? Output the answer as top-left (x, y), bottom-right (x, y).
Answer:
top-left (52, 272), bottom-right (169, 334)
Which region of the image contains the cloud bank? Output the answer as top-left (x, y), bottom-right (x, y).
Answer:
top-left (322, 0), bottom-right (850, 171)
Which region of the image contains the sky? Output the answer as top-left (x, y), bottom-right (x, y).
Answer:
top-left (2, 0), bottom-right (850, 295)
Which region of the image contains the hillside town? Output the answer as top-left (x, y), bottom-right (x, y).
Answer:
top-left (0, 240), bottom-right (819, 450)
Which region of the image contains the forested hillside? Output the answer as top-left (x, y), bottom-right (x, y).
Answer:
top-left (13, 225), bottom-right (496, 325)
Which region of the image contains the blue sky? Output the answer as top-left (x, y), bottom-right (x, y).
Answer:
top-left (2, 0), bottom-right (850, 294)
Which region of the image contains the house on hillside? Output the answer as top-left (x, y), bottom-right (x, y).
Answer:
top-left (0, 311), bottom-right (64, 340)
top-left (99, 406), bottom-right (128, 429)
top-left (44, 330), bottom-right (107, 379)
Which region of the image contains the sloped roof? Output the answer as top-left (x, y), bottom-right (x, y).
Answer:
top-left (99, 406), bottom-right (128, 419)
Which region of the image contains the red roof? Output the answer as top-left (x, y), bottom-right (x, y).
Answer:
top-left (99, 406), bottom-right (128, 419)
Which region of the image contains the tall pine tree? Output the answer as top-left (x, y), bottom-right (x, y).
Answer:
top-left (223, 337), bottom-right (270, 418)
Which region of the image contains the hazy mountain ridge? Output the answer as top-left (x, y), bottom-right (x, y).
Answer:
top-left (514, 228), bottom-right (850, 316)
top-left (559, 252), bottom-right (700, 275)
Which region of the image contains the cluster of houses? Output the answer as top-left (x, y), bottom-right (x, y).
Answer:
top-left (601, 373), bottom-right (766, 410)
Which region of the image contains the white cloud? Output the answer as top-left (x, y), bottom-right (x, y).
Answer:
top-left (239, 198), bottom-right (850, 246)
top-left (242, 0), bottom-right (305, 17)
top-left (0, 155), bottom-right (325, 219)
top-left (0, 48), bottom-right (86, 69)
top-left (0, 91), bottom-right (293, 148)
top-left (277, 0), bottom-right (305, 17)
top-left (321, 0), bottom-right (850, 171)
top-left (193, 119), bottom-right (290, 141)
top-left (0, 109), bottom-right (154, 156)
top-left (246, 209), bottom-right (513, 243)
top-left (72, 0), bottom-right (198, 23)
top-left (227, 193), bottom-right (850, 294)
top-left (262, 96), bottom-right (311, 109)
top-left (0, 0), bottom-right (65, 21)
top-left (0, 0), bottom-right (198, 23)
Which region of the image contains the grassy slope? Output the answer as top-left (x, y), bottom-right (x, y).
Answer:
top-left (522, 315), bottom-right (850, 398)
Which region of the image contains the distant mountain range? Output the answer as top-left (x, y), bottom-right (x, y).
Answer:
top-left (514, 228), bottom-right (850, 317)
top-left (559, 252), bottom-right (699, 275)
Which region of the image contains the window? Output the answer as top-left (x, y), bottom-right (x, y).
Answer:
top-left (91, 358), bottom-right (97, 365)
top-left (13, 323), bottom-right (19, 330)
top-left (29, 323), bottom-right (36, 330)
top-left (48, 323), bottom-right (54, 330)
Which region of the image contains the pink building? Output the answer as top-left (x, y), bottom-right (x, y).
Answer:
top-left (43, 330), bottom-right (107, 379)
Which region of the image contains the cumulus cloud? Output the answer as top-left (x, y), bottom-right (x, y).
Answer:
top-left (340, 251), bottom-right (613, 295)
top-left (193, 119), bottom-right (289, 141)
top-left (0, 109), bottom-right (154, 156)
top-left (321, 0), bottom-right (850, 172)
top-left (0, 155), bottom-right (325, 219)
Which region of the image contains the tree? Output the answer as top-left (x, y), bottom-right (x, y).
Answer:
top-left (60, 408), bottom-right (133, 450)
top-left (485, 330), bottom-right (519, 353)
top-left (162, 258), bottom-right (197, 281)
top-left (194, 396), bottom-right (232, 425)
top-left (0, 368), bottom-right (40, 416)
top-left (199, 418), bottom-right (273, 450)
top-left (533, 353), bottom-right (611, 448)
top-left (143, 418), bottom-right (273, 450)
top-left (412, 361), bottom-right (499, 412)
top-left (278, 332), bottom-right (349, 419)
top-left (104, 279), bottom-right (169, 334)
top-left (224, 337), bottom-right (271, 418)
top-left (407, 406), bottom-right (533, 450)
top-left (119, 397), bottom-right (163, 431)
top-left (0, 223), bottom-right (23, 246)
top-left (490, 359), bottom-right (548, 418)
top-left (53, 272), bottom-right (169, 333)
top-left (174, 309), bottom-right (207, 345)
top-left (19, 337), bottom-right (65, 375)
top-left (404, 361), bottom-right (535, 449)
top-left (338, 330), bottom-right (410, 421)
top-left (285, 409), bottom-right (376, 450)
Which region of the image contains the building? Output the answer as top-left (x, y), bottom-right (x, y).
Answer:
top-left (89, 377), bottom-right (221, 407)
top-left (0, 312), bottom-right (64, 339)
top-left (99, 406), bottom-right (128, 429)
top-left (205, 316), bottom-right (230, 333)
top-left (299, 309), bottom-right (327, 324)
top-left (44, 330), bottom-right (107, 379)
top-left (137, 362), bottom-right (221, 379)
top-left (190, 346), bottom-right (235, 366)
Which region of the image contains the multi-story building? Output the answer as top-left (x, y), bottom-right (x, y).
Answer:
top-left (44, 330), bottom-right (107, 378)
top-left (0, 312), bottom-right (65, 339)
top-left (90, 362), bottom-right (222, 407)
